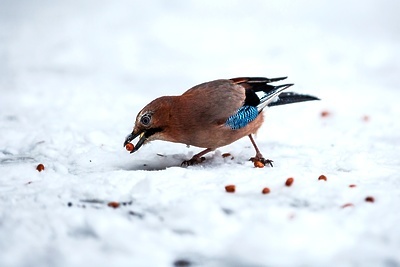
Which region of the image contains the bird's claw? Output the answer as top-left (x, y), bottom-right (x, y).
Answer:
top-left (250, 157), bottom-right (274, 167)
top-left (181, 156), bottom-right (206, 167)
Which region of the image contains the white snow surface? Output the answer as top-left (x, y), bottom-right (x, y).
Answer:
top-left (1, 1), bottom-right (400, 266)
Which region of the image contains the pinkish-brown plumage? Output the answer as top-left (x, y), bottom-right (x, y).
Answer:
top-left (124, 77), bottom-right (318, 166)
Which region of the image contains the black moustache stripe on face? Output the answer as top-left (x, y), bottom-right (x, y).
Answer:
top-left (131, 127), bottom-right (164, 153)
top-left (144, 127), bottom-right (163, 138)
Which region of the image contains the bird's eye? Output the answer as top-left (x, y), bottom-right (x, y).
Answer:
top-left (140, 114), bottom-right (152, 126)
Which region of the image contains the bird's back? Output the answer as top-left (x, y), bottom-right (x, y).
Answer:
top-left (179, 79), bottom-right (246, 126)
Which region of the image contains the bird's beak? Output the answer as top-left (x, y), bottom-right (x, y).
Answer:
top-left (124, 130), bottom-right (147, 153)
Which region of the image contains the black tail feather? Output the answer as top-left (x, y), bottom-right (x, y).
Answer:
top-left (268, 92), bottom-right (320, 107)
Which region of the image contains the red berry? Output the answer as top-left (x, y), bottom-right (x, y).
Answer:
top-left (285, 177), bottom-right (294, 187)
top-left (125, 143), bottom-right (134, 152)
top-left (225, 185), bottom-right (236, 193)
top-left (36, 164), bottom-right (45, 172)
top-left (262, 187), bottom-right (271, 194)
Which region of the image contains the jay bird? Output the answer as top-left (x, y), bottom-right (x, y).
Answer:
top-left (124, 77), bottom-right (319, 166)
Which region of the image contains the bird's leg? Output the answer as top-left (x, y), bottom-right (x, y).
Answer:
top-left (248, 134), bottom-right (273, 167)
top-left (181, 148), bottom-right (213, 166)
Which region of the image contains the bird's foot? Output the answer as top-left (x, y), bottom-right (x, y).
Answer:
top-left (181, 156), bottom-right (206, 167)
top-left (250, 156), bottom-right (274, 167)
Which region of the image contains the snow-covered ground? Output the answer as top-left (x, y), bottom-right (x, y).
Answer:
top-left (1, 1), bottom-right (400, 266)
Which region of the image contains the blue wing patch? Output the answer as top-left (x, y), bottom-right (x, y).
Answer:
top-left (226, 106), bottom-right (259, 130)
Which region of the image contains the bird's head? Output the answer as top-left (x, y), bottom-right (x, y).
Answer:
top-left (123, 96), bottom-right (172, 153)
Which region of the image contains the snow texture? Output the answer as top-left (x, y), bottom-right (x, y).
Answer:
top-left (1, 1), bottom-right (400, 267)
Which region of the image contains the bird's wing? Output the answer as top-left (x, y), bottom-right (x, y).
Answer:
top-left (230, 77), bottom-right (293, 111)
top-left (221, 77), bottom-right (294, 129)
top-left (230, 76), bottom-right (288, 88)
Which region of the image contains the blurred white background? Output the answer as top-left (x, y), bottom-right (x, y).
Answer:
top-left (1, 1), bottom-right (400, 267)
top-left (1, 0), bottom-right (399, 96)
